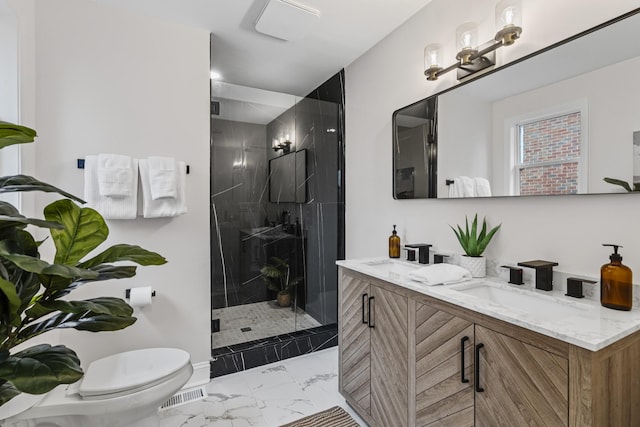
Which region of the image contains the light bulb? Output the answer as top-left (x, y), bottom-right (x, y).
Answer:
top-left (423, 44), bottom-right (443, 71)
top-left (495, 0), bottom-right (522, 29)
top-left (502, 6), bottom-right (515, 26)
top-left (456, 22), bottom-right (478, 51)
top-left (460, 31), bottom-right (473, 49)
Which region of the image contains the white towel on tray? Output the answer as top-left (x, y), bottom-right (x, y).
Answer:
top-left (139, 159), bottom-right (187, 218)
top-left (148, 156), bottom-right (177, 200)
top-left (408, 263), bottom-right (472, 286)
top-left (97, 153), bottom-right (134, 197)
top-left (84, 155), bottom-right (138, 219)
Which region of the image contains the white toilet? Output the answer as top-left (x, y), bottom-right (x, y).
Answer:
top-left (2, 348), bottom-right (193, 427)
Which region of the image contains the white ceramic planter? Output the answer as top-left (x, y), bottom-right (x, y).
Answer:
top-left (460, 255), bottom-right (486, 278)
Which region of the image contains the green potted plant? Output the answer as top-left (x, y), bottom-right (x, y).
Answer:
top-left (0, 121), bottom-right (166, 408)
top-left (260, 256), bottom-right (301, 307)
top-left (450, 214), bottom-right (500, 278)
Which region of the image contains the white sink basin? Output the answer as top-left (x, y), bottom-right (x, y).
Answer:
top-left (448, 281), bottom-right (594, 321)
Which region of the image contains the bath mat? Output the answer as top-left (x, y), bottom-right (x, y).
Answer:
top-left (280, 405), bottom-right (360, 427)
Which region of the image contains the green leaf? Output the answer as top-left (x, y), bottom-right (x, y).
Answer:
top-left (27, 297), bottom-right (134, 320)
top-left (0, 175), bottom-right (84, 203)
top-left (79, 244), bottom-right (167, 269)
top-left (0, 121), bottom-right (37, 149)
top-left (450, 214), bottom-right (500, 257)
top-left (17, 307), bottom-right (136, 343)
top-left (0, 277), bottom-right (21, 323)
top-left (603, 177), bottom-right (633, 192)
top-left (44, 200), bottom-right (108, 266)
top-left (42, 265), bottom-right (138, 298)
top-left (0, 215), bottom-right (64, 232)
top-left (0, 244), bottom-right (99, 281)
top-left (0, 380), bottom-right (21, 406)
top-left (0, 344), bottom-right (82, 394)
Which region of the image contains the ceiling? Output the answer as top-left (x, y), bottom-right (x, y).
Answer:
top-left (90, 0), bottom-right (433, 96)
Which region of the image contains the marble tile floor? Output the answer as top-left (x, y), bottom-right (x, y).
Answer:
top-left (212, 301), bottom-right (322, 348)
top-left (158, 347), bottom-right (366, 427)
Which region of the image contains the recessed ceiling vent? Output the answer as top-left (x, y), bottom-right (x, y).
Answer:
top-left (255, 0), bottom-right (320, 41)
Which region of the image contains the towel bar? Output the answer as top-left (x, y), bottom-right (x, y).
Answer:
top-left (77, 158), bottom-right (190, 174)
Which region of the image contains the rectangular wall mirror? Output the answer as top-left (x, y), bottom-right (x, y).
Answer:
top-left (393, 8), bottom-right (640, 199)
top-left (269, 149), bottom-right (307, 203)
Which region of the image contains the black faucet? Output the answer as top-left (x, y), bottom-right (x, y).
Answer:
top-left (565, 277), bottom-right (596, 299)
top-left (517, 260), bottom-right (558, 291)
top-left (501, 265), bottom-right (524, 285)
top-left (405, 244), bottom-right (432, 264)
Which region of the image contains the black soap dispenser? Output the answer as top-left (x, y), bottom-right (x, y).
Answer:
top-left (601, 244), bottom-right (633, 311)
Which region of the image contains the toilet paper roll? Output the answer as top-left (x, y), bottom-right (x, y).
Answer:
top-left (129, 286), bottom-right (153, 308)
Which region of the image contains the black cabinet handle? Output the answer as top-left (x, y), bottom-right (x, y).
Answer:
top-left (475, 343), bottom-right (485, 392)
top-left (460, 336), bottom-right (470, 384)
top-left (362, 293), bottom-right (368, 324)
top-left (368, 296), bottom-right (375, 328)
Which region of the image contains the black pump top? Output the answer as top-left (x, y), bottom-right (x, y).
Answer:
top-left (603, 243), bottom-right (623, 262)
top-left (392, 224), bottom-right (397, 235)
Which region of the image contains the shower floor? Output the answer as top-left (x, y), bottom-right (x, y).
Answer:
top-left (211, 301), bottom-right (322, 348)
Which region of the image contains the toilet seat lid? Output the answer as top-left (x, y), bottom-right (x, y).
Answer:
top-left (78, 348), bottom-right (190, 398)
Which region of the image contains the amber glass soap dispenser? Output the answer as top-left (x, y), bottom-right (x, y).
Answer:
top-left (389, 225), bottom-right (400, 258)
top-left (600, 244), bottom-right (633, 311)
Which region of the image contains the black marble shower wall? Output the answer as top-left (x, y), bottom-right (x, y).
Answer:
top-left (210, 70), bottom-right (344, 354)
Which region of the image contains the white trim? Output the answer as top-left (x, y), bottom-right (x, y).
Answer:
top-left (183, 361), bottom-right (210, 389)
top-left (503, 99), bottom-right (589, 195)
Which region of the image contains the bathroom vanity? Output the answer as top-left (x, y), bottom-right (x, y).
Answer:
top-left (337, 259), bottom-right (640, 427)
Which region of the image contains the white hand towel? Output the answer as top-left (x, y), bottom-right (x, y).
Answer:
top-left (474, 177), bottom-right (492, 197)
top-left (459, 176), bottom-right (475, 197)
top-left (408, 263), bottom-right (472, 286)
top-left (148, 156), bottom-right (177, 200)
top-left (97, 154), bottom-right (134, 197)
top-left (84, 155), bottom-right (138, 219)
top-left (448, 176), bottom-right (475, 198)
top-left (139, 159), bottom-right (187, 218)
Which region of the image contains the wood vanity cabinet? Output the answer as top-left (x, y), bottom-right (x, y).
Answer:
top-left (338, 270), bottom-right (409, 427)
top-left (339, 267), bottom-right (640, 427)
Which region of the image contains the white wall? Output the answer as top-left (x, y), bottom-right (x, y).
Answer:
top-left (0, 0), bottom-right (20, 208)
top-left (346, 0), bottom-right (640, 280)
top-left (10, 0), bottom-right (211, 385)
top-left (438, 92), bottom-right (492, 196)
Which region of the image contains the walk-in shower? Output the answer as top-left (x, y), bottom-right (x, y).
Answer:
top-left (210, 68), bottom-right (344, 376)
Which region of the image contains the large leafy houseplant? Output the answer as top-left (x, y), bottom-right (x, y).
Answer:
top-left (0, 121), bottom-right (166, 407)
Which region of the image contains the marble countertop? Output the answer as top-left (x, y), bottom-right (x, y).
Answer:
top-left (337, 257), bottom-right (640, 351)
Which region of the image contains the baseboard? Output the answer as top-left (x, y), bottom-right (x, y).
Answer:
top-left (183, 361), bottom-right (211, 389)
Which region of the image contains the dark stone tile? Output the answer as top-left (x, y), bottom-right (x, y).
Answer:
top-left (210, 324), bottom-right (338, 378)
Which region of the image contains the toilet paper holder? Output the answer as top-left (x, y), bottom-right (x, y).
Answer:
top-left (125, 288), bottom-right (156, 299)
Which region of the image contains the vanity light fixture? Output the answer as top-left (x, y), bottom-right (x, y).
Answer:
top-left (272, 135), bottom-right (293, 154)
top-left (424, 0), bottom-right (523, 82)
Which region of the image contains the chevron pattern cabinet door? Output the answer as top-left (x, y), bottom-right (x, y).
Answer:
top-left (415, 302), bottom-right (474, 427)
top-left (370, 285), bottom-right (409, 427)
top-left (339, 273), bottom-right (371, 414)
top-left (475, 325), bottom-right (569, 427)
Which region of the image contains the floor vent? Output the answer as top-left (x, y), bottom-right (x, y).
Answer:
top-left (159, 386), bottom-right (208, 411)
